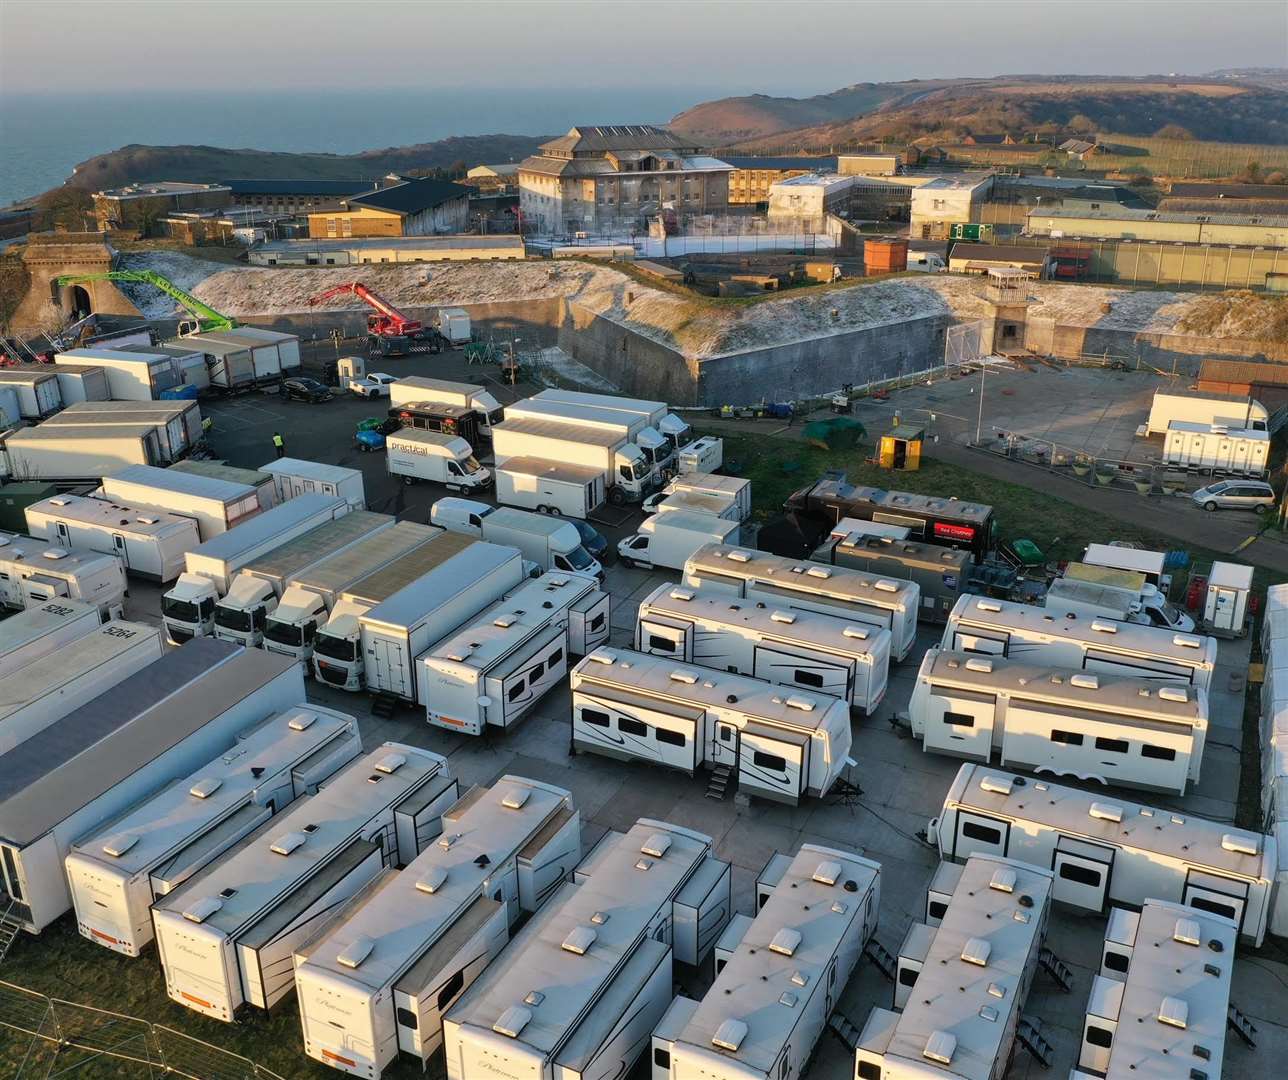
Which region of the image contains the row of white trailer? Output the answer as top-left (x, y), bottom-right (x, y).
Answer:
top-left (1260, 583), bottom-right (1288, 940)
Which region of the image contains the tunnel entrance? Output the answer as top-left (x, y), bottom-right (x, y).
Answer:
top-left (69, 285), bottom-right (93, 319)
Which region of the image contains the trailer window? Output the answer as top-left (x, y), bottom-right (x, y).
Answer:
top-left (1095, 737), bottom-right (1129, 754)
top-left (1086, 1025), bottom-right (1114, 1048)
top-left (654, 1049), bottom-right (671, 1070)
top-left (961, 821), bottom-right (1002, 845)
top-left (1189, 895), bottom-right (1239, 922)
top-left (648, 634), bottom-right (677, 652)
top-left (619, 718), bottom-right (647, 737)
top-left (858, 1063), bottom-right (882, 1080)
top-left (753, 751), bottom-right (787, 771)
top-left (1059, 863), bottom-right (1103, 888)
top-left (944, 711), bottom-right (975, 728)
top-left (928, 900), bottom-right (947, 920)
top-left (794, 670), bottom-right (825, 688)
top-left (581, 710), bottom-right (610, 728)
top-left (1141, 744), bottom-right (1176, 761)
top-left (1103, 950), bottom-right (1129, 973)
top-left (656, 729), bottom-right (685, 747)
top-left (507, 680), bottom-right (526, 702)
top-left (437, 970), bottom-right (465, 1011)
top-left (529, 660), bottom-right (545, 681)
top-left (1051, 730), bottom-right (1084, 746)
top-left (898, 967), bottom-right (919, 987)
top-left (397, 1007), bottom-right (418, 1030)
top-left (549, 648), bottom-right (564, 666)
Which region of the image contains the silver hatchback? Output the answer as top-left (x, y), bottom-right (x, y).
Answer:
top-left (1192, 479), bottom-right (1276, 513)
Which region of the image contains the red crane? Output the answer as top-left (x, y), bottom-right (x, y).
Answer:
top-left (308, 282), bottom-right (427, 339)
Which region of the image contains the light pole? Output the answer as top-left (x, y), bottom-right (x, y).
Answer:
top-left (974, 358), bottom-right (986, 446)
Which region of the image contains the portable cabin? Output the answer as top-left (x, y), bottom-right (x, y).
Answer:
top-left (100, 464), bottom-right (263, 540)
top-left (152, 743), bottom-right (456, 1021)
top-left (260, 457), bottom-right (366, 510)
top-left (931, 763), bottom-right (1275, 945)
top-left (570, 648), bottom-right (852, 805)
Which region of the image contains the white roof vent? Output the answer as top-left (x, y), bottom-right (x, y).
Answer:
top-left (337, 935), bottom-right (374, 969)
top-left (812, 860), bottom-right (842, 886)
top-left (1070, 673), bottom-right (1099, 690)
top-left (726, 549), bottom-right (752, 563)
top-left (778, 992), bottom-right (798, 1008)
top-left (976, 600), bottom-right (1002, 613)
top-left (1089, 802), bottom-right (1124, 823)
top-left (270, 831), bottom-right (307, 856)
top-left (438, 833), bottom-right (460, 851)
top-left (961, 937), bottom-right (991, 967)
top-left (805, 566), bottom-right (830, 579)
top-left (785, 695), bottom-right (815, 712)
top-left (136, 516), bottom-right (161, 525)
top-left (182, 896), bottom-right (223, 923)
top-left (988, 867), bottom-right (1017, 894)
top-left (1221, 833), bottom-right (1260, 856)
top-left (41, 549), bottom-right (69, 560)
top-left (415, 867), bottom-right (449, 895)
top-left (101, 833), bottom-right (139, 858)
top-left (923, 1030), bottom-right (957, 1065)
top-left (1172, 918), bottom-right (1201, 947)
top-left (980, 775), bottom-right (1014, 796)
top-left (874, 579), bottom-right (899, 593)
top-left (1090, 619), bottom-right (1118, 633)
top-left (669, 669), bottom-right (699, 685)
top-left (588, 649), bottom-right (617, 664)
top-left (49, 497), bottom-right (71, 507)
top-left (493, 1005), bottom-right (532, 1038)
top-left (287, 710), bottom-right (317, 731)
top-left (769, 928), bottom-right (802, 956)
top-left (791, 970), bottom-right (809, 987)
top-left (641, 833), bottom-right (672, 858)
top-left (1158, 996), bottom-right (1189, 1029)
top-left (965, 657), bottom-right (993, 673)
top-left (770, 610), bottom-right (796, 624)
top-left (712, 1018), bottom-right (749, 1052)
top-left (189, 777), bottom-right (223, 799)
top-left (1157, 686), bottom-right (1189, 703)
top-left (843, 626), bottom-right (870, 640)
top-left (669, 587), bottom-right (695, 601)
top-left (502, 786), bottom-right (531, 810)
top-left (493, 613), bottom-right (517, 629)
top-left (373, 751), bottom-right (407, 774)
top-left (561, 926), bottom-right (597, 955)
top-left (1173, 634), bottom-right (1202, 649)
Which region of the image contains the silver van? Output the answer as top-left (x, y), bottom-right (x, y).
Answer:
top-left (1192, 479), bottom-right (1276, 513)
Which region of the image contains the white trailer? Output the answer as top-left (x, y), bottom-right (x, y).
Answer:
top-left (685, 544), bottom-right (920, 663)
top-left (263, 522), bottom-right (441, 663)
top-left (656, 845), bottom-right (880, 1080)
top-left (1163, 421), bottom-right (1270, 475)
top-left (182, 329), bottom-right (290, 385)
top-left (442, 819), bottom-right (731, 1080)
top-left (491, 416), bottom-right (655, 505)
top-left (260, 457), bottom-right (367, 510)
top-left (533, 389), bottom-right (691, 470)
top-left (0, 369), bottom-right (63, 418)
top-left (619, 512), bottom-right (741, 572)
top-left (153, 743), bottom-right (455, 1021)
top-left (101, 464), bottom-right (264, 541)
top-left (55, 347), bottom-right (181, 400)
top-left (0, 619), bottom-right (162, 756)
top-left (25, 493), bottom-right (199, 581)
top-left (0, 532), bottom-right (126, 618)
top-left (507, 397), bottom-right (672, 475)
top-left (294, 777), bottom-right (581, 1076)
top-left (1, 424), bottom-right (164, 479)
top-left (636, 583), bottom-right (890, 713)
top-left (930, 762), bottom-right (1275, 945)
top-left (230, 326), bottom-right (302, 374)
top-left (495, 457), bottom-right (606, 518)
top-left (571, 647), bottom-right (852, 805)
top-left (1202, 561), bottom-right (1252, 638)
top-left (162, 494), bottom-right (347, 643)
top-left (389, 377), bottom-right (505, 438)
top-left (169, 460), bottom-right (278, 510)
top-left (436, 308), bottom-right (471, 345)
top-left (385, 431), bottom-right (492, 493)
top-left (0, 640), bottom-right (304, 934)
top-left (65, 705), bottom-right (361, 956)
top-left (0, 385), bottom-right (21, 427)
top-left (1079, 900), bottom-right (1235, 1079)
top-left (40, 362), bottom-right (110, 405)
top-left (909, 649), bottom-right (1208, 796)
top-left (359, 543), bottom-right (527, 703)
top-left (676, 436), bottom-right (722, 476)
top-left (1146, 389), bottom-right (1268, 435)
top-left (45, 400), bottom-right (204, 463)
top-left (1081, 544), bottom-right (1171, 592)
top-left (177, 332), bottom-right (255, 392)
top-left (0, 597), bottom-right (102, 679)
top-left (213, 512), bottom-right (393, 648)
top-left (854, 855), bottom-right (1053, 1080)
top-left (422, 572), bottom-right (611, 734)
top-left (643, 473), bottom-right (751, 520)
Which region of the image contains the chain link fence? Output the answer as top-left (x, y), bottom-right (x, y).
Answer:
top-left (0, 980), bottom-right (288, 1080)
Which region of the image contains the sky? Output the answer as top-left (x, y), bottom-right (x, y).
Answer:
top-left (2, 0), bottom-right (1286, 97)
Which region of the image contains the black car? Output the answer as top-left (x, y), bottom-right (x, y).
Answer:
top-left (279, 377), bottom-right (333, 403)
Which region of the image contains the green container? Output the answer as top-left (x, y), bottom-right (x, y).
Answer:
top-left (0, 482), bottom-right (57, 534)
top-left (1009, 538), bottom-right (1044, 566)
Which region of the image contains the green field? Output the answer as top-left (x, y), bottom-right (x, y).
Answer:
top-left (1068, 133), bottom-right (1288, 179)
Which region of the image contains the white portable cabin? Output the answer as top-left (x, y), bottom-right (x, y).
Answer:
top-left (494, 456), bottom-right (607, 519)
top-left (260, 457), bottom-right (366, 510)
top-left (1163, 421), bottom-right (1270, 475)
top-left (570, 648), bottom-right (852, 805)
top-left (0, 532), bottom-right (126, 618)
top-left (0, 619), bottom-right (162, 756)
top-left (908, 648), bottom-right (1208, 796)
top-left (0, 597), bottom-right (102, 679)
top-left (294, 777), bottom-right (582, 1076)
top-left (931, 763), bottom-right (1275, 945)
top-left (421, 572), bottom-right (611, 735)
top-left (0, 368), bottom-right (64, 417)
top-left (655, 845), bottom-right (881, 1080)
top-left (25, 493), bottom-right (200, 581)
top-left (1146, 390), bottom-right (1268, 435)
top-left (101, 464), bottom-right (263, 540)
top-left (854, 855), bottom-right (1053, 1080)
top-left (55, 347), bottom-right (181, 400)
top-left (1202, 560), bottom-right (1252, 637)
top-left (635, 583), bottom-right (891, 714)
top-left (1078, 900), bottom-right (1235, 1078)
top-left (0, 641), bottom-right (304, 933)
top-left (442, 819), bottom-right (732, 1080)
top-left (66, 705), bottom-right (361, 956)
top-left (153, 743), bottom-right (457, 1022)
top-left (941, 595), bottom-right (1217, 691)
top-left (39, 362), bottom-right (111, 405)
top-left (684, 544), bottom-right (920, 663)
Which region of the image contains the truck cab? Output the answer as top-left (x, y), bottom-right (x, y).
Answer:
top-left (614, 446), bottom-right (657, 503)
top-left (212, 575), bottom-right (275, 647)
top-left (262, 583), bottom-right (326, 661)
top-left (161, 572), bottom-right (218, 643)
top-left (311, 602), bottom-right (367, 690)
top-left (636, 427), bottom-right (674, 474)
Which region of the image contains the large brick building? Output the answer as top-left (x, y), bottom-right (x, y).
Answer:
top-left (92, 182), bottom-right (230, 233)
top-left (307, 177), bottom-right (470, 239)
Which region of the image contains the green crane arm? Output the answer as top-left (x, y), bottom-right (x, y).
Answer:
top-left (55, 270), bottom-right (237, 333)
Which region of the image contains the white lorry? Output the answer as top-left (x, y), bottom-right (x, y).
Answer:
top-left (386, 430), bottom-right (492, 492)
top-left (161, 494), bottom-right (348, 644)
top-left (389, 377), bottom-right (505, 439)
top-left (1146, 390), bottom-right (1268, 435)
top-left (506, 397), bottom-right (673, 476)
top-left (532, 390), bottom-right (693, 471)
top-left (213, 512), bottom-right (394, 648)
top-left (0, 532), bottom-right (126, 619)
top-left (906, 250), bottom-right (947, 272)
top-left (1046, 574), bottom-right (1196, 633)
top-left (643, 472), bottom-right (751, 519)
top-left (0, 598), bottom-right (104, 679)
top-left (618, 511), bottom-right (741, 571)
top-left (260, 458), bottom-right (366, 510)
top-left (431, 500), bottom-right (602, 580)
top-left (494, 456), bottom-right (606, 518)
top-left (491, 416), bottom-right (656, 506)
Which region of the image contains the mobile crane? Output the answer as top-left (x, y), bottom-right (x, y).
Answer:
top-left (307, 282), bottom-right (441, 360)
top-left (54, 270), bottom-right (238, 336)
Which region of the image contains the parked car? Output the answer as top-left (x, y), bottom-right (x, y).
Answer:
top-left (279, 377), bottom-right (333, 403)
top-left (348, 373), bottom-right (397, 398)
top-left (570, 518), bottom-right (609, 561)
top-left (1192, 479), bottom-right (1276, 513)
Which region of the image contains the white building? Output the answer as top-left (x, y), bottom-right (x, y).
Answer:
top-left (910, 175), bottom-right (995, 240)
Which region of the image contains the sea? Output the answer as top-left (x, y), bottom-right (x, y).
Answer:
top-left (0, 85), bottom-right (724, 207)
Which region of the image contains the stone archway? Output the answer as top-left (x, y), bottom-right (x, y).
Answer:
top-left (69, 285), bottom-right (92, 319)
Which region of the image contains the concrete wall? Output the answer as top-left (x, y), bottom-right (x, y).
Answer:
top-left (558, 302), bottom-right (697, 403)
top-left (1024, 317), bottom-right (1288, 373)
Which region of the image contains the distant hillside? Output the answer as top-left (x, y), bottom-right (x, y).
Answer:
top-left (57, 134), bottom-right (545, 194)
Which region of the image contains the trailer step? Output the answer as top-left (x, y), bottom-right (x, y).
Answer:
top-left (705, 764), bottom-right (733, 800)
top-left (865, 938), bottom-right (897, 982)
top-left (1039, 947), bottom-right (1074, 993)
top-left (1227, 1003), bottom-right (1259, 1049)
top-left (826, 1011), bottom-right (863, 1052)
top-left (370, 693), bottom-right (400, 720)
top-left (1016, 1014), bottom-right (1053, 1068)
top-left (0, 901), bottom-right (21, 964)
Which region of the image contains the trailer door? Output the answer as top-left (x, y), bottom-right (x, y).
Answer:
top-left (951, 625), bottom-right (1009, 656)
top-left (738, 726), bottom-right (805, 804)
top-left (54, 521), bottom-right (71, 547)
top-left (923, 687), bottom-right (994, 761)
top-left (753, 644), bottom-right (850, 702)
top-left (637, 615), bottom-right (691, 662)
top-left (1182, 870), bottom-right (1249, 933)
top-left (711, 720), bottom-right (739, 769)
top-left (568, 591), bottom-right (610, 655)
top-left (370, 635), bottom-right (411, 699)
top-left (112, 533), bottom-right (130, 570)
top-left (1052, 836), bottom-right (1115, 912)
top-left (951, 810), bottom-right (1009, 860)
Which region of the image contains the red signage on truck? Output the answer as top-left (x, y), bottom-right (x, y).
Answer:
top-left (933, 522), bottom-right (976, 543)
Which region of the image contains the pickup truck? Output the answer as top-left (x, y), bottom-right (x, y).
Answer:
top-left (347, 373), bottom-right (397, 398)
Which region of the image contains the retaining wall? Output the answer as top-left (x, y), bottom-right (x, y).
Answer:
top-left (1026, 317), bottom-right (1288, 374)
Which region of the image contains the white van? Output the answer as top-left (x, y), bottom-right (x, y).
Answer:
top-left (907, 251), bottom-right (946, 273)
top-left (386, 429), bottom-right (491, 492)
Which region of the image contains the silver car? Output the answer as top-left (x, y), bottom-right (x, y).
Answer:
top-left (1192, 479), bottom-right (1276, 513)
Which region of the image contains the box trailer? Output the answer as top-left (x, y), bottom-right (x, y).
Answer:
top-left (162, 494), bottom-right (348, 643)
top-left (101, 464), bottom-right (264, 541)
top-left (619, 512), bottom-right (741, 573)
top-left (385, 430), bottom-right (492, 493)
top-left (181, 329), bottom-right (289, 385)
top-left (571, 647), bottom-right (852, 805)
top-left (0, 597), bottom-right (102, 679)
top-left (0, 640), bottom-right (304, 933)
top-left (153, 743), bottom-right (456, 1021)
top-left (55, 347), bottom-right (181, 400)
top-left (39, 362), bottom-right (110, 405)
top-left (533, 389), bottom-right (693, 464)
top-left (507, 397), bottom-right (673, 475)
top-left (0, 386), bottom-right (22, 428)
top-left (229, 326), bottom-right (302, 374)
top-left (294, 777), bottom-right (581, 1076)
top-left (213, 511), bottom-right (393, 648)
top-left (169, 460), bottom-right (277, 510)
top-left (655, 845), bottom-right (880, 1080)
top-left (1078, 900), bottom-right (1235, 1079)
top-left (263, 522), bottom-right (441, 664)
top-left (0, 619), bottom-right (162, 756)
top-left (931, 762), bottom-right (1275, 945)
top-left (48, 400), bottom-right (204, 460)
top-left (685, 544), bottom-right (920, 663)
top-left (908, 648), bottom-right (1208, 796)
top-left (676, 436), bottom-right (722, 475)
top-left (0, 532), bottom-right (126, 618)
top-left (260, 457), bottom-right (367, 510)
top-left (492, 416), bottom-right (655, 505)
top-left (1, 424), bottom-right (165, 480)
top-left (814, 531), bottom-right (970, 625)
top-left (942, 594), bottom-right (1217, 691)
top-left (25, 492), bottom-right (200, 581)
top-left (1163, 421), bottom-right (1270, 476)
top-left (643, 473), bottom-right (751, 520)
top-left (854, 855), bottom-right (1053, 1080)
top-left (0, 369), bottom-right (64, 418)
top-left (436, 308), bottom-right (471, 345)
top-left (389, 377), bottom-right (505, 438)
top-left (359, 543), bottom-right (527, 703)
top-left (442, 820), bottom-right (730, 1080)
top-left (177, 332), bottom-right (256, 393)
top-left (66, 705), bottom-right (361, 957)
top-left (134, 343), bottom-right (210, 393)
top-left (636, 583), bottom-right (891, 714)
top-left (495, 456), bottom-right (606, 518)
top-left (1146, 389), bottom-right (1268, 435)
top-left (421, 572), bottom-right (610, 734)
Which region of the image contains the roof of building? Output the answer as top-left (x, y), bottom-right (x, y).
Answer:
top-left (916, 175), bottom-right (995, 193)
top-left (1168, 182), bottom-right (1288, 201)
top-left (97, 181), bottom-right (230, 198)
top-left (948, 243), bottom-right (1049, 264)
top-left (772, 173), bottom-right (858, 190)
top-left (723, 156), bottom-right (839, 171)
top-left (468, 164), bottom-right (520, 178)
top-left (540, 124), bottom-right (696, 155)
top-left (346, 178), bottom-right (470, 216)
top-left (255, 234), bottom-right (523, 255)
top-left (1058, 139), bottom-right (1099, 154)
top-left (519, 153), bottom-right (732, 178)
top-left (1028, 206), bottom-right (1288, 227)
top-left (226, 179), bottom-right (375, 196)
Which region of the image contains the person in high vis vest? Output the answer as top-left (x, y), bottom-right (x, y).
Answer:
top-left (272, 432), bottom-right (285, 458)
